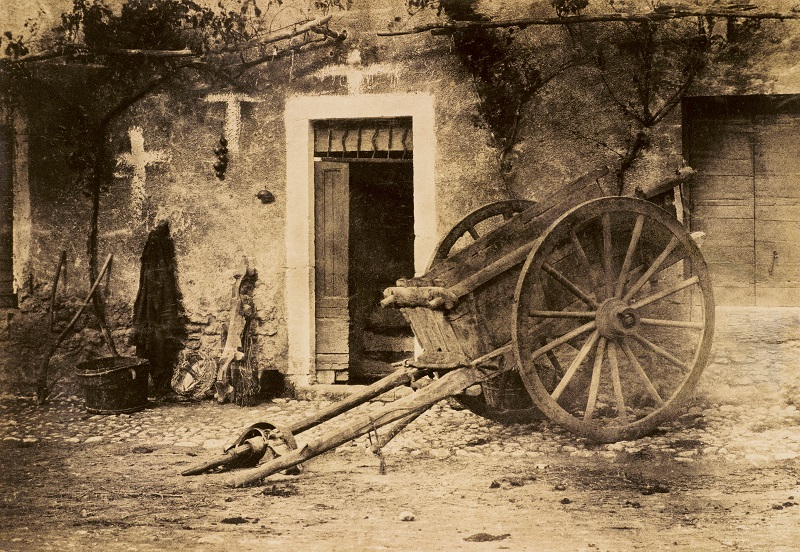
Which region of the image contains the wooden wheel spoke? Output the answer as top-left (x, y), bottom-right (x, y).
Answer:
top-left (513, 197), bottom-right (714, 440)
top-left (640, 317), bottom-right (704, 329)
top-left (541, 263), bottom-right (599, 309)
top-left (607, 341), bottom-right (627, 419)
top-left (552, 330), bottom-right (599, 401)
top-left (570, 229), bottom-right (600, 292)
top-left (466, 226), bottom-right (480, 240)
top-left (619, 340), bottom-right (664, 406)
top-left (623, 236), bottom-right (680, 302)
top-left (615, 214), bottom-right (645, 298)
top-left (631, 334), bottom-right (690, 371)
top-left (529, 310), bottom-right (596, 319)
top-left (584, 336), bottom-right (607, 420)
top-left (529, 320), bottom-right (597, 361)
top-left (602, 213), bottom-right (614, 300)
top-left (630, 275), bottom-right (699, 309)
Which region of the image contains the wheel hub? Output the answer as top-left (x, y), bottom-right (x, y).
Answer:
top-left (596, 298), bottom-right (640, 339)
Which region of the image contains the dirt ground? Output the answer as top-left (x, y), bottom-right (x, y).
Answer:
top-left (1, 307), bottom-right (799, 551)
top-left (0, 401), bottom-right (798, 552)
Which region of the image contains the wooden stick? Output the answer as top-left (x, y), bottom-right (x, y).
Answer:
top-left (216, 15), bottom-right (333, 53)
top-left (371, 408), bottom-right (427, 475)
top-left (107, 48), bottom-right (196, 58)
top-left (181, 363), bottom-right (430, 476)
top-left (288, 364), bottom-right (429, 435)
top-left (374, 409), bottom-right (426, 451)
top-left (3, 16), bottom-right (343, 67)
top-left (96, 255), bottom-right (119, 358)
top-left (181, 442), bottom-right (254, 476)
top-left (48, 251), bottom-right (67, 332)
top-left (378, 7), bottom-right (800, 36)
top-left (308, 25), bottom-right (348, 42)
top-left (36, 253), bottom-right (114, 404)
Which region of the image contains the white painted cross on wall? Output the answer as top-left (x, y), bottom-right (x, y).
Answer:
top-left (204, 93), bottom-right (262, 155)
top-left (314, 50), bottom-right (399, 95)
top-left (114, 126), bottom-right (170, 220)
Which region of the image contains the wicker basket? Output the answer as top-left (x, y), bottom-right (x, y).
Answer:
top-left (481, 369), bottom-right (534, 411)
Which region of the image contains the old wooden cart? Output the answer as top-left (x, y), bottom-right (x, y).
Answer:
top-left (185, 168), bottom-right (714, 487)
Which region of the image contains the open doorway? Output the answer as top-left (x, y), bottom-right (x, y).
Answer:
top-left (348, 162), bottom-right (415, 382)
top-left (313, 160), bottom-right (415, 383)
top-left (313, 118), bottom-right (416, 383)
top-left (285, 96), bottom-right (435, 388)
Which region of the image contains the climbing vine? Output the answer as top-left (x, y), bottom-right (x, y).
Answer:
top-left (390, 0), bottom-right (772, 194)
top-left (559, 2), bottom-right (717, 192)
top-left (433, 0), bottom-right (579, 187)
top-left (1, 0), bottom-right (348, 397)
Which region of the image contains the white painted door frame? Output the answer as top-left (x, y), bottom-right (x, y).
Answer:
top-left (284, 94), bottom-right (436, 386)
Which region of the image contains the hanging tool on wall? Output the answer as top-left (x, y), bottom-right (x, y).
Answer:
top-left (213, 136), bottom-right (229, 180)
top-left (214, 259), bottom-right (258, 404)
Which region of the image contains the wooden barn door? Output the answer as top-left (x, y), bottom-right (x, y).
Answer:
top-left (314, 161), bottom-right (350, 380)
top-left (686, 97), bottom-right (800, 306)
top-left (753, 115), bottom-right (800, 306)
top-left (687, 115), bottom-right (756, 305)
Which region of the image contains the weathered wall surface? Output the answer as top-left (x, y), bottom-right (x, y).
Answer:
top-left (0, 1), bottom-right (510, 393)
top-left (2, 0), bottom-right (800, 394)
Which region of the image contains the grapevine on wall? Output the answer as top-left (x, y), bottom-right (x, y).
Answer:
top-left (387, 0), bottom-right (795, 194)
top-left (0, 0), bottom-right (348, 402)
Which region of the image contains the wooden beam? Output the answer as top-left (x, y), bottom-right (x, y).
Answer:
top-left (378, 6), bottom-right (800, 36)
top-left (107, 48), bottom-right (196, 57)
top-left (2, 15), bottom-right (342, 67)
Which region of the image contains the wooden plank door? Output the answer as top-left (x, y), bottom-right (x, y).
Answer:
top-left (754, 114), bottom-right (800, 306)
top-left (688, 117), bottom-right (757, 305)
top-left (314, 161), bottom-right (350, 376)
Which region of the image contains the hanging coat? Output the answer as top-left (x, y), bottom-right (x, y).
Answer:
top-left (130, 221), bottom-right (184, 395)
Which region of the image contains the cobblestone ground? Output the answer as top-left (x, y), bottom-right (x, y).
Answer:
top-left (2, 308), bottom-right (798, 464)
top-left (0, 307), bottom-right (798, 551)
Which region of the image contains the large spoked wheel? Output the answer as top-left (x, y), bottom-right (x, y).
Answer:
top-left (428, 200), bottom-right (535, 270)
top-left (513, 197), bottom-right (714, 442)
top-left (429, 200), bottom-right (542, 424)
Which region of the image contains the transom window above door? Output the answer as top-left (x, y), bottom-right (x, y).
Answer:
top-left (313, 117), bottom-right (413, 160)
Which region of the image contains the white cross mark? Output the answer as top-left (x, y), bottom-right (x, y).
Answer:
top-left (114, 126), bottom-right (170, 219)
top-left (314, 49), bottom-right (399, 95)
top-left (204, 93), bottom-right (261, 154)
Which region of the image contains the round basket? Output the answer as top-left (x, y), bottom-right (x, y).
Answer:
top-left (76, 357), bottom-right (150, 414)
top-left (481, 370), bottom-right (534, 412)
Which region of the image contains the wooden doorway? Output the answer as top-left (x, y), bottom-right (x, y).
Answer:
top-left (313, 161), bottom-right (415, 383)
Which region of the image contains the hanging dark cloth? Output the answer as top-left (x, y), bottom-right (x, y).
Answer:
top-left (130, 221), bottom-right (184, 396)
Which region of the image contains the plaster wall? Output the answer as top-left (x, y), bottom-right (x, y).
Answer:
top-left (2, 0), bottom-right (800, 394)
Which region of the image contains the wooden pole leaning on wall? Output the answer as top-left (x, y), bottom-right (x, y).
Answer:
top-left (47, 251), bottom-right (67, 333)
top-left (36, 253), bottom-right (114, 404)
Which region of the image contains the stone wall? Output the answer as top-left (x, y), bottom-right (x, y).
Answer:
top-left (2, 0), bottom-right (800, 395)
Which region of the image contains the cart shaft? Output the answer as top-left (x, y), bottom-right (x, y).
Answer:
top-left (229, 365), bottom-right (493, 487)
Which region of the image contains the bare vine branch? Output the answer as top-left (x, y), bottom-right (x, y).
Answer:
top-left (215, 15), bottom-right (333, 52)
top-left (379, 6), bottom-right (799, 36)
